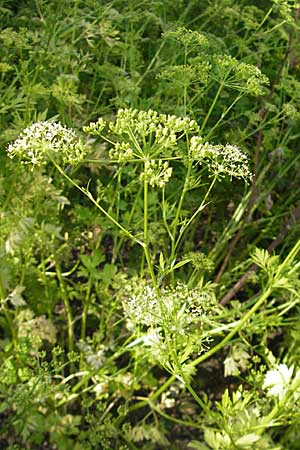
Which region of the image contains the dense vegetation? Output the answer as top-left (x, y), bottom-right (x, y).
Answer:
top-left (1, 0), bottom-right (300, 448)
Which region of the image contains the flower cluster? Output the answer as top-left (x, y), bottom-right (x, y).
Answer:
top-left (122, 282), bottom-right (217, 376)
top-left (7, 121), bottom-right (86, 166)
top-left (109, 142), bottom-right (134, 162)
top-left (162, 27), bottom-right (208, 49)
top-left (159, 64), bottom-right (210, 88)
top-left (212, 54), bottom-right (269, 96)
top-left (190, 136), bottom-right (252, 181)
top-left (121, 282), bottom-right (217, 371)
top-left (16, 309), bottom-right (57, 345)
top-left (140, 160), bottom-right (172, 188)
top-left (184, 251), bottom-right (214, 272)
top-left (107, 108), bottom-right (199, 153)
top-left (122, 282), bottom-right (217, 329)
top-left (83, 108), bottom-right (252, 186)
top-left (77, 341), bottom-right (106, 369)
top-left (83, 117), bottom-right (106, 136)
top-left (83, 108), bottom-right (201, 165)
top-left (283, 102), bottom-right (300, 121)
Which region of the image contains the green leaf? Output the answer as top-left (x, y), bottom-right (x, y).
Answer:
top-left (80, 249), bottom-right (105, 270)
top-left (159, 252), bottom-right (165, 271)
top-left (235, 433), bottom-right (260, 447)
top-left (99, 263), bottom-right (117, 286)
top-left (188, 440), bottom-right (210, 449)
top-left (7, 285), bottom-right (26, 307)
top-left (168, 258), bottom-right (191, 273)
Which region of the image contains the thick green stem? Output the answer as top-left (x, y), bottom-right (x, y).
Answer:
top-left (143, 167), bottom-right (159, 294)
top-left (155, 238), bottom-right (300, 414)
top-left (169, 160), bottom-right (193, 284)
top-left (3, 308), bottom-right (18, 351)
top-left (113, 185), bottom-right (143, 262)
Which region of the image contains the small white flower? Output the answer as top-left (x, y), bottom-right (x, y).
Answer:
top-left (263, 364), bottom-right (294, 399)
top-left (190, 138), bottom-right (252, 182)
top-left (7, 121), bottom-right (86, 166)
top-left (142, 328), bottom-right (162, 346)
top-left (161, 392), bottom-right (176, 409)
top-left (94, 381), bottom-right (109, 395)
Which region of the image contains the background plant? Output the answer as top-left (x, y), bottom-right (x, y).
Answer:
top-left (1, 0), bottom-right (300, 449)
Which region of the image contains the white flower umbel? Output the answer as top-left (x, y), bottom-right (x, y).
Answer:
top-left (122, 283), bottom-right (213, 329)
top-left (122, 282), bottom-right (217, 371)
top-left (190, 137), bottom-right (252, 182)
top-left (7, 121), bottom-right (86, 166)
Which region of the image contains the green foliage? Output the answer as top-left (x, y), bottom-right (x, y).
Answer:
top-left (1, 0), bottom-right (300, 448)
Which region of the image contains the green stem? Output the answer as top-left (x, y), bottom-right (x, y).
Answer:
top-left (184, 382), bottom-right (212, 417)
top-left (147, 398), bottom-right (202, 430)
top-left (3, 308), bottom-right (18, 351)
top-left (113, 375), bottom-right (176, 428)
top-left (162, 188), bottom-right (173, 242)
top-left (172, 160), bottom-right (192, 240)
top-left (200, 82), bottom-right (224, 134)
top-left (183, 85), bottom-right (187, 116)
top-left (81, 275), bottom-right (93, 341)
top-left (136, 41), bottom-right (165, 87)
top-left (0, 279), bottom-right (18, 351)
top-left (54, 255), bottom-right (74, 354)
top-left (278, 237), bottom-right (300, 269)
top-left (113, 185), bottom-right (143, 262)
top-left (52, 159), bottom-right (144, 248)
top-left (143, 167), bottom-right (159, 294)
top-left (109, 165), bottom-right (123, 260)
top-left (205, 93), bottom-right (243, 141)
top-left (191, 238), bottom-right (300, 369)
top-left (39, 250), bottom-right (52, 318)
top-left (144, 169), bottom-right (149, 248)
top-left (190, 286), bottom-right (273, 370)
top-left (169, 159), bottom-right (193, 284)
top-left (174, 175), bottom-right (217, 253)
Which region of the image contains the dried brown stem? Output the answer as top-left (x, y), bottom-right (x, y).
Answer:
top-left (220, 205), bottom-right (300, 306)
